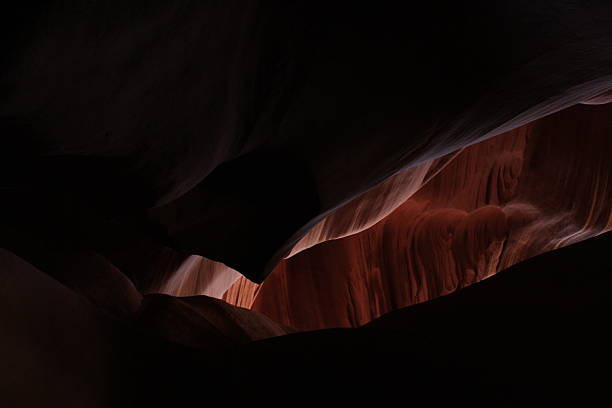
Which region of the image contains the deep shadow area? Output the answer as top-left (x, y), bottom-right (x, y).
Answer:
top-left (121, 232), bottom-right (611, 407)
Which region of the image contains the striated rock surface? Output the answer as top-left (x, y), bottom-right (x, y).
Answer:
top-left (0, 247), bottom-right (292, 406)
top-left (156, 255), bottom-right (241, 299)
top-left (166, 156), bottom-right (457, 299)
top-left (1, 3), bottom-right (611, 407)
top-left (224, 232), bottom-right (611, 407)
top-left (287, 152), bottom-right (460, 257)
top-left (225, 103), bottom-right (612, 330)
top-left (2, 233), bottom-right (610, 407)
top-left (366, 231), bottom-right (611, 329)
top-left (582, 89), bottom-right (612, 105)
top-left (3, 2), bottom-right (612, 283)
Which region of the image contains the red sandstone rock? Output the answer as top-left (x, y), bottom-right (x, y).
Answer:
top-left (227, 233), bottom-right (611, 407)
top-left (155, 255), bottom-right (241, 298)
top-left (225, 103), bottom-right (612, 329)
top-left (582, 89), bottom-right (612, 105)
top-left (4, 2), bottom-right (612, 283)
top-left (1, 3), bottom-right (611, 406)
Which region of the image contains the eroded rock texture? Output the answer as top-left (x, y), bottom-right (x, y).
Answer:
top-left (1, 2), bottom-right (612, 406)
top-left (3, 231), bottom-right (609, 407)
top-left (0, 248), bottom-right (290, 407)
top-left (3, 2), bottom-right (612, 284)
top-left (160, 154), bottom-right (458, 299)
top-left (228, 232), bottom-right (612, 407)
top-left (156, 255), bottom-right (241, 298)
top-left (225, 103), bottom-right (612, 330)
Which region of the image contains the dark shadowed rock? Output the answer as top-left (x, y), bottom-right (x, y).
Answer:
top-left (2, 1), bottom-right (612, 282)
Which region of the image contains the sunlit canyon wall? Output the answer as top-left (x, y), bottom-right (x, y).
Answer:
top-left (220, 103), bottom-right (612, 330)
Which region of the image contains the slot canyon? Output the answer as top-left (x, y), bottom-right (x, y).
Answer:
top-left (1, 2), bottom-right (611, 406)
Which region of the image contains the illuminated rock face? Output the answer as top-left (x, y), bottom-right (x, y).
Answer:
top-left (229, 232), bottom-right (612, 407)
top-left (159, 155), bottom-right (458, 299)
top-left (287, 153), bottom-right (460, 257)
top-left (155, 255), bottom-right (241, 299)
top-left (3, 2), bottom-right (612, 285)
top-left (224, 103), bottom-right (612, 330)
top-left (582, 89), bottom-right (612, 105)
top-left (1, 3), bottom-right (612, 406)
top-left (3, 233), bottom-right (609, 407)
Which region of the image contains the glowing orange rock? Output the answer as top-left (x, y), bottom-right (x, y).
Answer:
top-left (225, 103), bottom-right (612, 330)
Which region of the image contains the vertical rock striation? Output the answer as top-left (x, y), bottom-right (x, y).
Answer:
top-left (225, 103), bottom-right (612, 330)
